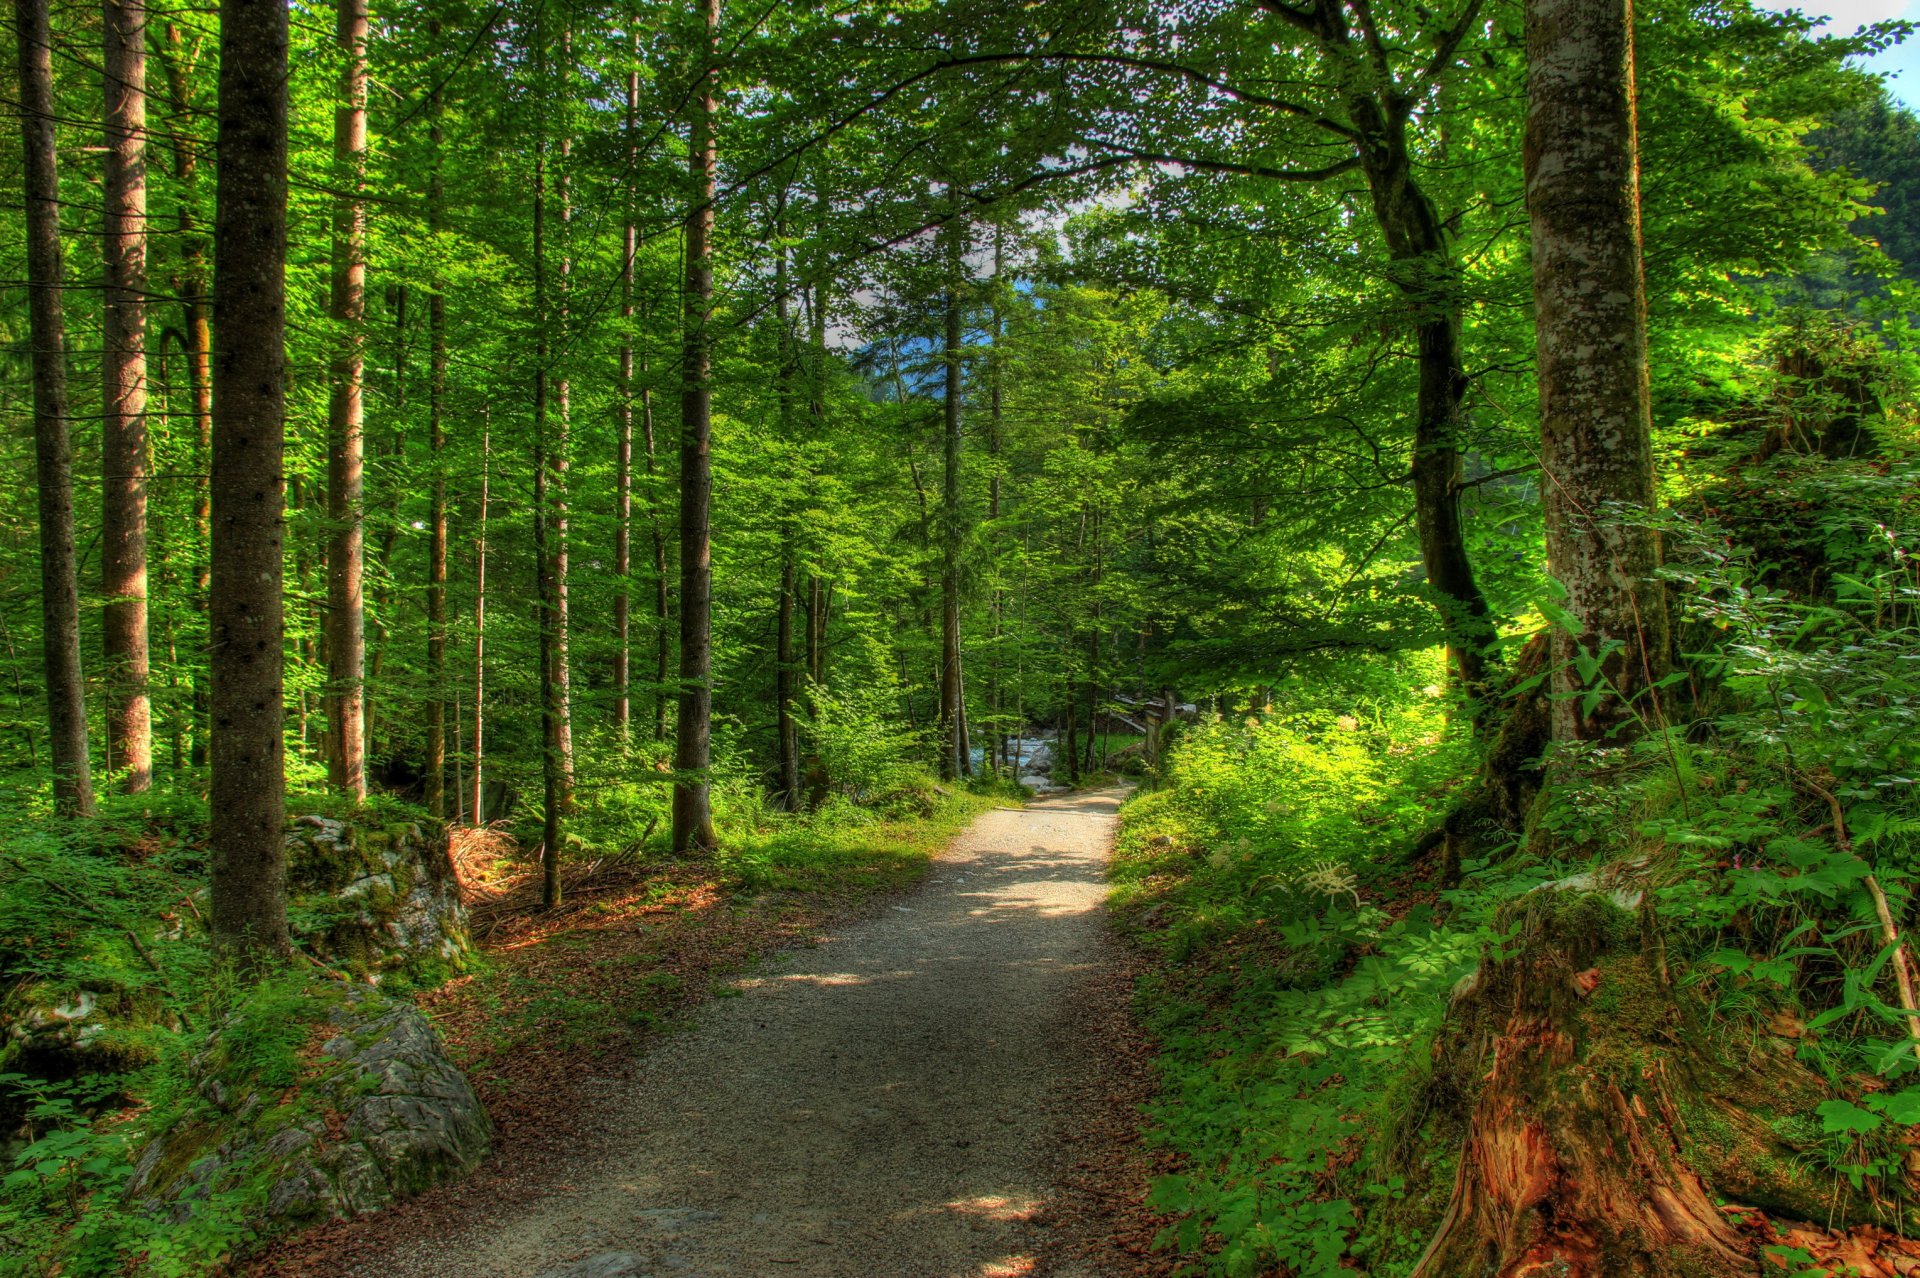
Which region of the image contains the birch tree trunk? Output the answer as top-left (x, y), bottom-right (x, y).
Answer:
top-left (208, 0), bottom-right (290, 964)
top-left (102, 0), bottom-right (152, 793)
top-left (325, 0), bottom-right (369, 801)
top-left (1525, 0), bottom-right (1671, 742)
top-left (15, 0), bottom-right (95, 819)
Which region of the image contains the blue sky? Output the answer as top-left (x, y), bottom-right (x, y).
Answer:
top-left (1759, 0), bottom-right (1920, 104)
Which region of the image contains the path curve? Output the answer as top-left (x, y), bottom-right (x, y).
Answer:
top-left (350, 787), bottom-right (1131, 1278)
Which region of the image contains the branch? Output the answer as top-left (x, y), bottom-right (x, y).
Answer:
top-left (1414, 0), bottom-right (1487, 101)
top-left (1099, 145), bottom-right (1361, 184)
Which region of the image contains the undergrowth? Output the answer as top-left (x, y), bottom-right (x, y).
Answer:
top-left (0, 760), bottom-right (1010, 1276)
top-left (1118, 453), bottom-right (1920, 1277)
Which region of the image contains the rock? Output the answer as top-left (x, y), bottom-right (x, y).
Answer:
top-left (127, 983), bottom-right (490, 1227)
top-left (288, 814), bottom-right (471, 975)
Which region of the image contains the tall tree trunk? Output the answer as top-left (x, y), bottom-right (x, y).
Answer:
top-left (672, 0), bottom-right (719, 854)
top-left (154, 20), bottom-right (213, 771)
top-left (804, 277), bottom-right (830, 696)
top-left (425, 37), bottom-right (448, 818)
top-left (15, 0), bottom-right (95, 819)
top-left (472, 412), bottom-right (489, 824)
top-left (208, 0), bottom-right (290, 964)
top-left (1526, 0), bottom-right (1670, 743)
top-left (938, 220), bottom-right (967, 782)
top-left (325, 0), bottom-right (368, 801)
top-left (531, 29), bottom-right (571, 904)
top-left (102, 0), bottom-right (151, 794)
top-left (986, 225), bottom-right (1005, 775)
top-left (550, 35), bottom-right (574, 805)
top-left (364, 288), bottom-right (405, 768)
top-left (646, 376), bottom-right (670, 744)
top-left (776, 554), bottom-right (801, 809)
top-left (774, 220), bottom-right (803, 811)
top-left (1341, 84), bottom-right (1500, 699)
top-left (614, 35), bottom-right (638, 742)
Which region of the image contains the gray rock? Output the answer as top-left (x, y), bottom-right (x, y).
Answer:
top-left (127, 985), bottom-right (490, 1227)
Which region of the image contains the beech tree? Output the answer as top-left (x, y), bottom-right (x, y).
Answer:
top-left (1525, 0), bottom-right (1671, 742)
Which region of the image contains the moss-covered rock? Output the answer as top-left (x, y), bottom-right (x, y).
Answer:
top-left (126, 981), bottom-right (490, 1227)
top-left (287, 814), bottom-right (469, 977)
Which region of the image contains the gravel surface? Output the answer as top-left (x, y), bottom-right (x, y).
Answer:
top-left (342, 787), bottom-right (1140, 1278)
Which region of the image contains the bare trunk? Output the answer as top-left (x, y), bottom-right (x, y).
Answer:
top-left (531, 43), bottom-right (568, 905)
top-left (1526, 0), bottom-right (1670, 743)
top-left (645, 381), bottom-right (670, 744)
top-left (614, 41), bottom-right (638, 741)
top-left (938, 223), bottom-right (967, 782)
top-left (776, 555), bottom-right (801, 810)
top-left (425, 44), bottom-right (448, 818)
top-left (1346, 88), bottom-right (1499, 699)
top-left (102, 0), bottom-right (152, 794)
top-left (208, 0), bottom-right (290, 964)
top-left (472, 413), bottom-right (489, 824)
top-left (672, 0), bottom-right (719, 854)
top-left (325, 0), bottom-right (368, 801)
top-left (16, 0), bottom-right (96, 819)
top-left (155, 22), bottom-right (213, 771)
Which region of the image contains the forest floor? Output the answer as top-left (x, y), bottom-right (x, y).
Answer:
top-left (261, 788), bottom-right (1169, 1278)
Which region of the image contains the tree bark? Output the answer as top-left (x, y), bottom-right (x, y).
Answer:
top-left (672, 0), bottom-right (720, 853)
top-left (938, 219), bottom-right (968, 782)
top-left (325, 0), bottom-right (368, 801)
top-left (208, 0), bottom-right (290, 964)
top-left (425, 35), bottom-right (448, 818)
top-left (102, 0), bottom-right (152, 794)
top-left (614, 35), bottom-right (638, 742)
top-left (472, 412), bottom-right (489, 824)
top-left (1525, 0), bottom-right (1671, 743)
top-left (154, 21), bottom-right (213, 770)
top-left (16, 0), bottom-right (96, 819)
top-left (774, 222), bottom-right (803, 811)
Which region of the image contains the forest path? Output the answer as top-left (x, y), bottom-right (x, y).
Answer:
top-left (346, 787), bottom-right (1143, 1278)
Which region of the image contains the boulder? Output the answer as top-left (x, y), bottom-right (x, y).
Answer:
top-left (287, 814), bottom-right (470, 976)
top-left (127, 983), bottom-right (490, 1226)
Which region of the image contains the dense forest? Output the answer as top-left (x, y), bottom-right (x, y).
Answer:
top-left (5, 0), bottom-right (1920, 1272)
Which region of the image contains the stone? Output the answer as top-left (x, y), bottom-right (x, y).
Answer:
top-left (287, 813), bottom-right (471, 975)
top-left (127, 984), bottom-right (490, 1228)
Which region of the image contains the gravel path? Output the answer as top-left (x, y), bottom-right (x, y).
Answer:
top-left (347, 787), bottom-right (1134, 1278)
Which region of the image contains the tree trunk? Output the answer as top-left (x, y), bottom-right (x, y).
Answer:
top-left (1343, 86), bottom-right (1500, 700)
top-left (614, 36), bottom-right (638, 742)
top-left (646, 378), bottom-right (671, 745)
top-left (208, 0), bottom-right (290, 964)
top-left (938, 221), bottom-right (967, 782)
top-left (16, 0), bottom-right (96, 819)
top-left (472, 413), bottom-right (489, 825)
top-left (531, 34), bottom-right (570, 905)
top-left (773, 225), bottom-right (804, 810)
top-left (325, 0), bottom-right (368, 801)
top-left (1525, 0), bottom-right (1671, 743)
top-left (776, 554), bottom-right (801, 810)
top-left (154, 20), bottom-right (213, 772)
top-left (1410, 892), bottom-right (1754, 1277)
top-left (425, 40), bottom-right (448, 818)
top-left (672, 0), bottom-right (720, 854)
top-left (102, 0), bottom-right (152, 794)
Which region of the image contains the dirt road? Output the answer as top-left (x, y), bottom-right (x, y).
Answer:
top-left (342, 787), bottom-right (1142, 1278)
